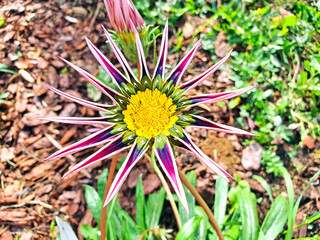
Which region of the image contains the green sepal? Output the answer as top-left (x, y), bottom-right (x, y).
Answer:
top-left (176, 115), bottom-right (195, 127)
top-left (121, 82), bottom-right (136, 96)
top-left (140, 76), bottom-right (153, 90)
top-left (168, 125), bottom-right (184, 138)
top-left (108, 106), bottom-right (123, 115)
top-left (187, 110), bottom-right (203, 115)
top-left (107, 115), bottom-right (124, 123)
top-left (152, 75), bottom-right (164, 90)
top-left (131, 78), bottom-right (143, 92)
top-left (171, 88), bottom-right (185, 102)
top-left (122, 131), bottom-right (137, 144)
top-left (114, 95), bottom-right (129, 108)
top-left (176, 100), bottom-right (193, 111)
top-left (111, 123), bottom-right (127, 135)
top-left (161, 80), bottom-right (174, 95)
top-left (136, 136), bottom-right (149, 150)
top-left (153, 133), bottom-right (167, 149)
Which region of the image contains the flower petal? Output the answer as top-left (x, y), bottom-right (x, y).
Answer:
top-left (104, 139), bottom-right (149, 207)
top-left (189, 115), bottom-right (258, 136)
top-left (85, 36), bottom-right (129, 87)
top-left (45, 126), bottom-right (116, 161)
top-left (102, 26), bottom-right (139, 83)
top-left (180, 50), bottom-right (232, 91)
top-left (188, 85), bottom-right (257, 107)
top-left (154, 140), bottom-right (189, 214)
top-left (45, 84), bottom-right (111, 112)
top-left (57, 56), bottom-right (123, 103)
top-left (130, 20), bottom-right (150, 79)
top-left (166, 39), bottom-right (201, 86)
top-left (62, 134), bottom-right (129, 179)
top-left (174, 130), bottom-right (234, 181)
top-left (153, 20), bottom-right (168, 80)
top-left (39, 116), bottom-right (114, 126)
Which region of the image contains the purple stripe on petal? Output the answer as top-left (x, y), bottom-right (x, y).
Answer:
top-left (130, 20), bottom-right (150, 79)
top-left (45, 126), bottom-right (116, 161)
top-left (62, 134), bottom-right (129, 179)
top-left (189, 85), bottom-right (257, 107)
top-left (174, 131), bottom-right (234, 181)
top-left (57, 56), bottom-right (123, 103)
top-left (190, 115), bottom-right (258, 137)
top-left (104, 140), bottom-right (149, 207)
top-left (39, 116), bottom-right (114, 126)
top-left (153, 20), bottom-right (168, 80)
top-left (180, 50), bottom-right (232, 91)
top-left (154, 141), bottom-right (189, 214)
top-left (85, 37), bottom-right (129, 87)
top-left (102, 26), bottom-right (139, 82)
top-left (166, 40), bottom-right (201, 86)
top-left (45, 84), bottom-right (111, 112)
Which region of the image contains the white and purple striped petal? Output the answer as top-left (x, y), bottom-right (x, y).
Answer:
top-left (180, 50), bottom-right (232, 91)
top-left (45, 84), bottom-right (111, 112)
top-left (45, 126), bottom-right (116, 161)
top-left (154, 140), bottom-right (189, 214)
top-left (85, 36), bottom-right (130, 88)
top-left (188, 85), bottom-right (257, 107)
top-left (62, 134), bottom-right (130, 179)
top-left (104, 140), bottom-right (149, 207)
top-left (189, 115), bottom-right (258, 136)
top-left (130, 20), bottom-right (150, 79)
top-left (153, 20), bottom-right (168, 80)
top-left (57, 56), bottom-right (123, 103)
top-left (166, 40), bottom-right (201, 86)
top-left (174, 130), bottom-right (234, 181)
top-left (39, 116), bottom-right (114, 126)
top-left (102, 26), bottom-right (139, 82)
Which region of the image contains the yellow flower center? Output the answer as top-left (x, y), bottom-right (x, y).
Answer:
top-left (123, 88), bottom-right (178, 139)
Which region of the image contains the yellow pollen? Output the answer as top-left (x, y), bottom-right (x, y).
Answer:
top-left (123, 88), bottom-right (178, 139)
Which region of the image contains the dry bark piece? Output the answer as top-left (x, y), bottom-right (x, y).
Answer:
top-left (304, 136), bottom-right (315, 149)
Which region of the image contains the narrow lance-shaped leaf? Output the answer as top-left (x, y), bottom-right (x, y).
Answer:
top-left (62, 134), bottom-right (130, 179)
top-left (45, 84), bottom-right (111, 112)
top-left (85, 36), bottom-right (130, 88)
top-left (57, 56), bottom-right (123, 103)
top-left (102, 26), bottom-right (138, 82)
top-left (153, 20), bottom-right (168, 80)
top-left (130, 20), bottom-right (150, 79)
top-left (154, 138), bottom-right (189, 214)
top-left (166, 40), bottom-right (201, 86)
top-left (180, 50), bottom-right (232, 91)
top-left (104, 140), bottom-right (149, 207)
top-left (188, 85), bottom-right (257, 107)
top-left (45, 126), bottom-right (116, 161)
top-left (189, 115), bottom-right (258, 136)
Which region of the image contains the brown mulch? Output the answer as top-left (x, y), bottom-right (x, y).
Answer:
top-left (0, 0), bottom-right (319, 239)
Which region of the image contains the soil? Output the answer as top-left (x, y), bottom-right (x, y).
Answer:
top-left (0, 0), bottom-right (319, 239)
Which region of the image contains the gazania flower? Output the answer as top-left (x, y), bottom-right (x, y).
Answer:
top-left (103, 0), bottom-right (150, 63)
top-left (41, 22), bottom-right (256, 213)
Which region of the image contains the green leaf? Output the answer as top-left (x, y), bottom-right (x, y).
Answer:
top-left (80, 224), bottom-right (99, 240)
top-left (194, 206), bottom-right (210, 240)
top-left (83, 184), bottom-right (102, 226)
top-left (175, 217), bottom-right (202, 240)
top-left (97, 169), bottom-right (109, 200)
top-left (135, 175), bottom-right (146, 230)
top-left (282, 15), bottom-right (297, 27)
top-left (0, 17), bottom-right (4, 27)
top-left (212, 176), bottom-right (229, 240)
top-left (178, 171), bottom-right (196, 239)
top-left (55, 217), bottom-right (78, 240)
top-left (238, 190), bottom-right (260, 240)
top-left (145, 188), bottom-right (165, 229)
top-left (252, 175), bottom-right (274, 202)
top-left (259, 195), bottom-right (288, 240)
